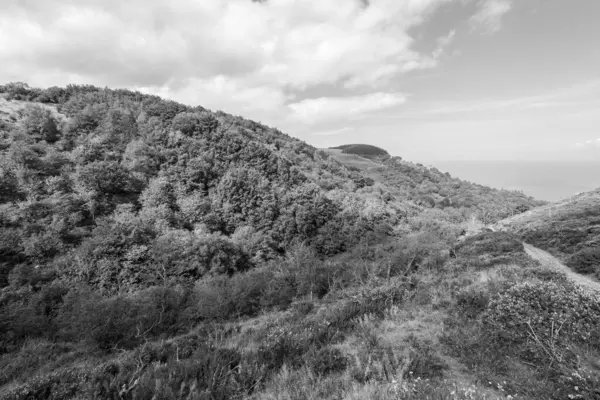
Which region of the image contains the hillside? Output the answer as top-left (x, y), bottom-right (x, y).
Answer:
top-left (494, 188), bottom-right (600, 278)
top-left (325, 148), bottom-right (545, 224)
top-left (1, 83), bottom-right (599, 400)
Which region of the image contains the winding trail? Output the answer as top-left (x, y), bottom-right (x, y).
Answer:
top-left (523, 243), bottom-right (600, 293)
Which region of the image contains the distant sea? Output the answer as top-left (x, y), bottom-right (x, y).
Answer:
top-left (431, 161), bottom-right (600, 202)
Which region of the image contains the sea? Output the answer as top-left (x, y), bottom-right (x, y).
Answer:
top-left (431, 161), bottom-right (600, 202)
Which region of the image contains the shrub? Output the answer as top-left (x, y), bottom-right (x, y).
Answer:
top-left (484, 281), bottom-right (600, 353)
top-left (456, 284), bottom-right (490, 319)
top-left (1, 367), bottom-right (89, 400)
top-left (57, 285), bottom-right (192, 350)
top-left (305, 347), bottom-right (348, 376)
top-left (567, 247), bottom-right (600, 274)
top-left (406, 339), bottom-right (447, 380)
top-left (388, 378), bottom-right (515, 400)
top-left (259, 274), bottom-right (296, 310)
top-left (193, 268), bottom-right (294, 320)
top-left (0, 339), bottom-right (77, 387)
top-left (256, 326), bottom-right (311, 372)
top-left (86, 345), bottom-right (257, 400)
top-left (456, 231), bottom-right (524, 257)
top-left (292, 301), bottom-right (315, 316)
top-left (151, 231), bottom-right (253, 280)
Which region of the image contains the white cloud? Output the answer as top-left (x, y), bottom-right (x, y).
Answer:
top-left (394, 79), bottom-right (600, 117)
top-left (575, 138), bottom-right (600, 149)
top-left (289, 92), bottom-right (407, 124)
top-left (0, 0), bottom-right (457, 128)
top-left (470, 0), bottom-right (512, 34)
top-left (432, 29), bottom-right (456, 59)
top-left (312, 127), bottom-right (355, 136)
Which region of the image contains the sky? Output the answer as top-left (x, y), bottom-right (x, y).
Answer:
top-left (1, 0), bottom-right (600, 162)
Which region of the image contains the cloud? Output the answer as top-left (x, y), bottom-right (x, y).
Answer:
top-left (312, 127), bottom-right (355, 136)
top-left (574, 138), bottom-right (600, 149)
top-left (469, 0), bottom-right (512, 34)
top-left (432, 29), bottom-right (456, 58)
top-left (288, 92), bottom-right (407, 124)
top-left (393, 79), bottom-right (600, 118)
top-left (0, 0), bottom-right (456, 128)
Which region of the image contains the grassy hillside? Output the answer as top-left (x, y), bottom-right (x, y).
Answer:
top-left (1, 83), bottom-right (599, 400)
top-left (495, 188), bottom-right (600, 278)
top-left (326, 149), bottom-right (546, 225)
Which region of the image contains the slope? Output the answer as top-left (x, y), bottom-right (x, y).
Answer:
top-left (524, 243), bottom-right (600, 292)
top-left (325, 146), bottom-right (545, 224)
top-left (494, 188), bottom-right (600, 278)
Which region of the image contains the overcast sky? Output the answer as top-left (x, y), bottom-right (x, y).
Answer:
top-left (1, 0), bottom-right (599, 162)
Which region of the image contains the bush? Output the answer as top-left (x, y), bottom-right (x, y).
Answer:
top-left (406, 339), bottom-right (447, 379)
top-left (567, 247), bottom-right (600, 274)
top-left (292, 301), bottom-right (315, 316)
top-left (305, 347), bottom-right (348, 376)
top-left (0, 339), bottom-right (78, 387)
top-left (56, 285), bottom-right (192, 350)
top-left (151, 231), bottom-right (253, 280)
top-left (456, 284), bottom-right (490, 319)
top-left (456, 231), bottom-right (524, 257)
top-left (388, 378), bottom-right (515, 400)
top-left (484, 281), bottom-right (600, 351)
top-left (1, 367), bottom-right (88, 400)
top-left (193, 268), bottom-right (294, 320)
top-left (86, 345), bottom-right (258, 400)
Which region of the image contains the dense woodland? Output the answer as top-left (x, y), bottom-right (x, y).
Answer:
top-left (0, 82), bottom-right (598, 400)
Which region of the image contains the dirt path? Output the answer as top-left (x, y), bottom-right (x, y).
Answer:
top-left (523, 243), bottom-right (600, 293)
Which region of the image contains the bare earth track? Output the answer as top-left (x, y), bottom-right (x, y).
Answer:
top-left (523, 243), bottom-right (600, 293)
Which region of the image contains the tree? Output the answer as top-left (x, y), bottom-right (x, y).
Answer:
top-left (20, 105), bottom-right (60, 143)
top-left (171, 112), bottom-right (219, 136)
top-left (151, 231), bottom-right (251, 280)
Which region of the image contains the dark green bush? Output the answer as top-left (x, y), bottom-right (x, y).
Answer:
top-left (1, 367), bottom-right (89, 400)
top-left (305, 347), bottom-right (348, 376)
top-left (86, 345), bottom-right (257, 400)
top-left (456, 231), bottom-right (524, 257)
top-left (256, 326), bottom-right (311, 372)
top-left (56, 285), bottom-right (192, 350)
top-left (406, 339), bottom-right (448, 379)
top-left (566, 247), bottom-right (600, 274)
top-left (484, 281), bottom-right (600, 350)
top-left (292, 300), bottom-right (315, 316)
top-left (456, 284), bottom-right (490, 319)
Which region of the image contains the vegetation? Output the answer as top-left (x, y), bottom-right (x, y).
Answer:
top-left (329, 144), bottom-right (390, 158)
top-left (497, 189), bottom-right (600, 277)
top-left (326, 150), bottom-right (545, 224)
top-left (0, 82), bottom-right (597, 400)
